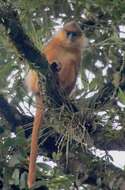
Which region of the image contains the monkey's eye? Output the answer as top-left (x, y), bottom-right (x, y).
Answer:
top-left (67, 31), bottom-right (78, 39)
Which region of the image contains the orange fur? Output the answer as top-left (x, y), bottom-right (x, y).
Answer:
top-left (26, 21), bottom-right (87, 188)
top-left (28, 94), bottom-right (43, 188)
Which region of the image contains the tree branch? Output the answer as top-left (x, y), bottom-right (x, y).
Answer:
top-left (0, 5), bottom-right (48, 75)
top-left (0, 4), bottom-right (78, 112)
top-left (88, 82), bottom-right (115, 109)
top-left (1, 94), bottom-right (125, 152)
top-left (1, 95), bottom-right (125, 189)
top-left (61, 150), bottom-right (125, 190)
top-left (0, 94), bottom-right (33, 136)
top-left (92, 125), bottom-right (125, 151)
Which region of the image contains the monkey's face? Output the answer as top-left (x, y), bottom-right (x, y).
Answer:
top-left (57, 21), bottom-right (88, 50)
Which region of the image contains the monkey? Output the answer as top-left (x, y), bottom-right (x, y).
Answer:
top-left (25, 21), bottom-right (88, 188)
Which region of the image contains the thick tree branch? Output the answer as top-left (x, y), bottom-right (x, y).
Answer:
top-left (92, 125), bottom-right (125, 151)
top-left (38, 130), bottom-right (125, 190)
top-left (0, 5), bottom-right (48, 75)
top-left (84, 116), bottom-right (125, 151)
top-left (1, 94), bottom-right (125, 152)
top-left (0, 94), bottom-right (33, 135)
top-left (0, 4), bottom-right (78, 112)
top-left (62, 150), bottom-right (125, 190)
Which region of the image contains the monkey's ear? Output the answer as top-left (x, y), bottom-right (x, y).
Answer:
top-left (50, 61), bottom-right (61, 72)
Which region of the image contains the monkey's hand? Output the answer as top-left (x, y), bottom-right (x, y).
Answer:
top-left (50, 60), bottom-right (61, 72)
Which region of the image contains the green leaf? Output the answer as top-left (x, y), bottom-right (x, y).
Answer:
top-left (37, 162), bottom-right (52, 172)
top-left (118, 88), bottom-right (125, 105)
top-left (0, 126), bottom-right (4, 134)
top-left (20, 172), bottom-right (27, 189)
top-left (89, 78), bottom-right (97, 91)
top-left (8, 155), bottom-right (20, 167)
top-left (52, 152), bottom-right (62, 161)
top-left (12, 169), bottom-right (20, 186)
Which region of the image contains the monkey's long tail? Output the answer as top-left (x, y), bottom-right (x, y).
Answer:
top-left (28, 94), bottom-right (44, 189)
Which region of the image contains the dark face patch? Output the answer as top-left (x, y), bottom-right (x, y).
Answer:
top-left (67, 31), bottom-right (78, 37)
top-left (66, 31), bottom-right (80, 41)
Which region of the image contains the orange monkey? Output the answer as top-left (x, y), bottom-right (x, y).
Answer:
top-left (26, 21), bottom-right (87, 188)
